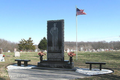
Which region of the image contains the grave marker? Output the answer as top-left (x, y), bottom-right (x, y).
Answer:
top-left (0, 54), bottom-right (5, 62)
top-left (0, 48), bottom-right (2, 54)
top-left (14, 48), bottom-right (17, 52)
top-left (38, 19), bottom-right (73, 68)
top-left (47, 20), bottom-right (64, 61)
top-left (15, 52), bottom-right (20, 57)
top-left (0, 48), bottom-right (5, 62)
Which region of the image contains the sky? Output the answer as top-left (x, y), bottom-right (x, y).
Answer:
top-left (0, 0), bottom-right (120, 45)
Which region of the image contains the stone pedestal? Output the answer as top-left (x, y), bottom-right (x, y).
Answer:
top-left (38, 60), bottom-right (74, 69)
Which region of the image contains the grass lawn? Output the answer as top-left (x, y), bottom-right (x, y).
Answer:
top-left (0, 51), bottom-right (120, 80)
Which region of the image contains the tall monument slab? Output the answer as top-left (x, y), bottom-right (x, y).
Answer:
top-left (47, 20), bottom-right (64, 61)
top-left (38, 19), bottom-right (73, 68)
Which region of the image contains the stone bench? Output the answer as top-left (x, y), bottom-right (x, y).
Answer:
top-left (15, 59), bottom-right (31, 66)
top-left (86, 62), bottom-right (106, 70)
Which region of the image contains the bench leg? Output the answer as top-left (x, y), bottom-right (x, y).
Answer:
top-left (90, 64), bottom-right (92, 70)
top-left (24, 61), bottom-right (28, 66)
top-left (17, 61), bottom-right (21, 66)
top-left (100, 64), bottom-right (102, 70)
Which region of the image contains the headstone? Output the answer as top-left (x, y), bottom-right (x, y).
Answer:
top-left (0, 54), bottom-right (5, 62)
top-left (80, 47), bottom-right (84, 51)
top-left (20, 50), bottom-right (23, 52)
top-left (71, 49), bottom-right (73, 52)
top-left (100, 49), bottom-right (105, 52)
top-left (97, 49), bottom-right (100, 52)
top-left (0, 48), bottom-right (5, 62)
top-left (92, 49), bottom-right (96, 52)
top-left (15, 52), bottom-right (20, 57)
top-left (0, 48), bottom-right (2, 54)
top-left (38, 19), bottom-right (73, 68)
top-left (14, 48), bottom-right (17, 52)
top-left (44, 50), bottom-right (47, 53)
top-left (67, 48), bottom-right (70, 53)
top-left (35, 49), bottom-right (38, 52)
top-left (8, 50), bottom-right (10, 52)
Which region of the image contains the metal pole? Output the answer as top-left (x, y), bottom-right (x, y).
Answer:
top-left (76, 6), bottom-right (78, 60)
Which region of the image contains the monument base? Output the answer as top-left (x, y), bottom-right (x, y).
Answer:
top-left (37, 60), bottom-right (74, 69)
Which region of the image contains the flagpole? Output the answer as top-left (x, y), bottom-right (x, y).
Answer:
top-left (76, 6), bottom-right (78, 60)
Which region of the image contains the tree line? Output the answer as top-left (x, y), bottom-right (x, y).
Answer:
top-left (0, 37), bottom-right (45, 52)
top-left (0, 39), bottom-right (18, 52)
top-left (64, 41), bottom-right (120, 50)
top-left (0, 37), bottom-right (120, 52)
top-left (0, 38), bottom-right (36, 52)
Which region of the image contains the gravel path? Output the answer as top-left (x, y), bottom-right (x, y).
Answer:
top-left (7, 64), bottom-right (113, 80)
top-left (8, 69), bottom-right (88, 80)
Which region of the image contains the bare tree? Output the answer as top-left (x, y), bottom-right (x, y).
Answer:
top-left (0, 39), bottom-right (18, 52)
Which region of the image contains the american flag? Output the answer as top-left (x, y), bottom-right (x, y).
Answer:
top-left (76, 8), bottom-right (86, 16)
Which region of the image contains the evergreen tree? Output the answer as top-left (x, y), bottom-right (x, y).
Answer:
top-left (38, 37), bottom-right (47, 50)
top-left (18, 39), bottom-right (26, 51)
top-left (18, 37), bottom-right (35, 51)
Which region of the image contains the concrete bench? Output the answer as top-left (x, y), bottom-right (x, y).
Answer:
top-left (86, 62), bottom-right (106, 70)
top-left (15, 59), bottom-right (31, 66)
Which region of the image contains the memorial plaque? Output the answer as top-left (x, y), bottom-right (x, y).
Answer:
top-left (47, 20), bottom-right (64, 61)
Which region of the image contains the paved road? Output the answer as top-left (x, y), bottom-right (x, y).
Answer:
top-left (8, 69), bottom-right (89, 80)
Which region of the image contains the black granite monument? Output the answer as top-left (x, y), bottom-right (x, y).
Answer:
top-left (47, 20), bottom-right (64, 61)
top-left (38, 19), bottom-right (73, 68)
